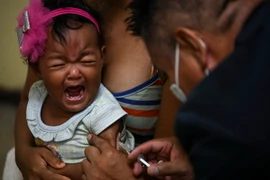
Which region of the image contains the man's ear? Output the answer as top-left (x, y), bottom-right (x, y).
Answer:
top-left (173, 27), bottom-right (207, 70)
top-left (29, 63), bottom-right (42, 79)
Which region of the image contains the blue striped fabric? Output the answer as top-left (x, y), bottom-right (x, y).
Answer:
top-left (113, 74), bottom-right (164, 144)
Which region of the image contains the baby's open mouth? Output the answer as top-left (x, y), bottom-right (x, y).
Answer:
top-left (65, 86), bottom-right (85, 101)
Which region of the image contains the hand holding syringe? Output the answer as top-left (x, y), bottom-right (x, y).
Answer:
top-left (119, 142), bottom-right (150, 167)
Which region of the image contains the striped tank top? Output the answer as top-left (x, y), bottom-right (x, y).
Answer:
top-left (113, 73), bottom-right (163, 144)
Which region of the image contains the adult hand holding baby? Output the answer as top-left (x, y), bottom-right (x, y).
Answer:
top-left (16, 146), bottom-right (70, 180)
top-left (82, 134), bottom-right (142, 180)
top-left (82, 134), bottom-right (193, 180)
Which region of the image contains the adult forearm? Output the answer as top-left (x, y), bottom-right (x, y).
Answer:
top-left (14, 99), bottom-right (35, 148)
top-left (14, 67), bottom-right (39, 166)
top-left (155, 80), bottom-right (181, 138)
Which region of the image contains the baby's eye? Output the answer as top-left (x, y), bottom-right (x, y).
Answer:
top-left (80, 60), bottom-right (95, 65)
top-left (50, 63), bottom-right (65, 68)
top-left (81, 60), bottom-right (92, 63)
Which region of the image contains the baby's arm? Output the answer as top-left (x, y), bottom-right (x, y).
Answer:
top-left (98, 120), bottom-right (120, 147)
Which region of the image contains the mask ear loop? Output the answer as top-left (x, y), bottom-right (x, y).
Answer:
top-left (170, 43), bottom-right (187, 103)
top-left (198, 38), bottom-right (210, 76)
top-left (175, 43), bottom-right (180, 86)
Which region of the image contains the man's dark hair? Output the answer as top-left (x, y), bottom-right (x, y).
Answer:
top-left (126, 0), bottom-right (233, 38)
top-left (42, 0), bottom-right (104, 47)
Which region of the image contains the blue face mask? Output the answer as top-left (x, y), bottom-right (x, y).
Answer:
top-left (170, 42), bottom-right (209, 103)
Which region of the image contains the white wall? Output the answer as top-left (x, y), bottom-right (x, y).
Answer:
top-left (0, 0), bottom-right (28, 90)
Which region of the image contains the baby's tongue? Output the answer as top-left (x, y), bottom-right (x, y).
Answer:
top-left (66, 86), bottom-right (82, 97)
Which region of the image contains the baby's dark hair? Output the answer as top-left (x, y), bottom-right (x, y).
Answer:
top-left (42, 0), bottom-right (104, 47)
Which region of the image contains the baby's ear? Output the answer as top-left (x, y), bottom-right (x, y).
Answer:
top-left (101, 46), bottom-right (106, 65)
top-left (29, 63), bottom-right (42, 79)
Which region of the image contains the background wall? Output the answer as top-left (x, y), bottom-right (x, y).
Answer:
top-left (0, 0), bottom-right (28, 90)
top-left (0, 0), bottom-right (28, 178)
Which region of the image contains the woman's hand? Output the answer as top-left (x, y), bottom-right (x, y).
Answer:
top-left (16, 146), bottom-right (70, 180)
top-left (81, 134), bottom-right (143, 180)
top-left (48, 163), bottom-right (82, 180)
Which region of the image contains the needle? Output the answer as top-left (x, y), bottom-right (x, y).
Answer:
top-left (119, 142), bottom-right (150, 167)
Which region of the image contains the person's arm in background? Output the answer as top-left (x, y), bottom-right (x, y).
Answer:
top-left (14, 67), bottom-right (69, 180)
top-left (154, 75), bottom-right (181, 138)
